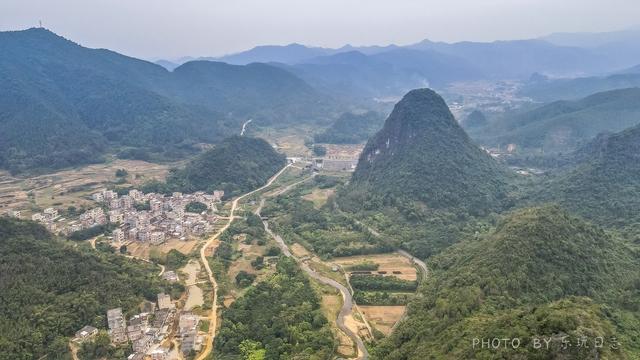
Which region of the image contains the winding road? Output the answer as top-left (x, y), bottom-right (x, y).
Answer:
top-left (195, 163), bottom-right (291, 360)
top-left (257, 174), bottom-right (369, 360)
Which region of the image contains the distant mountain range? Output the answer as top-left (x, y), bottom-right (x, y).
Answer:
top-left (0, 28), bottom-right (333, 173)
top-left (157, 28), bottom-right (640, 86)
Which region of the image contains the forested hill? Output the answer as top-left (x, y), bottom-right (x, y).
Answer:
top-left (374, 206), bottom-right (640, 359)
top-left (151, 136), bottom-right (286, 197)
top-left (475, 87), bottom-right (640, 154)
top-left (533, 123), bottom-right (640, 234)
top-left (0, 217), bottom-right (180, 359)
top-left (0, 28), bottom-right (331, 173)
top-left (346, 88), bottom-right (507, 213)
top-left (314, 111), bottom-right (385, 144)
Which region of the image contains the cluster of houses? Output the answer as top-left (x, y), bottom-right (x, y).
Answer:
top-left (73, 292), bottom-right (204, 359)
top-left (72, 293), bottom-right (175, 359)
top-left (27, 207), bottom-right (61, 233)
top-left (99, 189), bottom-right (223, 245)
top-left (22, 188), bottom-right (224, 244)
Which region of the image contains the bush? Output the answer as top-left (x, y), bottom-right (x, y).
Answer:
top-left (185, 201), bottom-right (208, 213)
top-left (235, 271), bottom-right (257, 288)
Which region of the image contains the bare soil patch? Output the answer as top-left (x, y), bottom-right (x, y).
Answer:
top-left (359, 305), bottom-right (406, 336)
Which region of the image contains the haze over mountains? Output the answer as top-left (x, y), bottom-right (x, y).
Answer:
top-left (159, 28), bottom-right (640, 81)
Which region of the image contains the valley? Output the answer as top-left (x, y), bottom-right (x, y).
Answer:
top-left (2, 11), bottom-right (640, 360)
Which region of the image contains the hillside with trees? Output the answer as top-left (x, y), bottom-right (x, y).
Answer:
top-left (475, 88), bottom-right (640, 154)
top-left (338, 89), bottom-right (510, 257)
top-left (373, 206), bottom-right (640, 359)
top-left (314, 111), bottom-right (385, 144)
top-left (345, 88), bottom-right (508, 212)
top-left (0, 28), bottom-right (332, 173)
top-left (0, 218), bottom-right (181, 360)
top-left (150, 136), bottom-right (286, 197)
top-left (531, 123), bottom-right (640, 236)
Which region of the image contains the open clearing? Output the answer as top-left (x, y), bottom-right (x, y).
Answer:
top-left (316, 143), bottom-right (364, 159)
top-left (290, 243), bottom-right (313, 258)
top-left (359, 305), bottom-right (406, 336)
top-left (333, 253), bottom-right (418, 281)
top-left (183, 261), bottom-right (205, 310)
top-left (302, 188), bottom-right (335, 209)
top-left (127, 239), bottom-right (198, 260)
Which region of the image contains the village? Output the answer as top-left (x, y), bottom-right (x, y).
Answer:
top-left (14, 188), bottom-right (224, 245)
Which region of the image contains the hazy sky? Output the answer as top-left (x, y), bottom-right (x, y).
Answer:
top-left (1, 0), bottom-right (639, 60)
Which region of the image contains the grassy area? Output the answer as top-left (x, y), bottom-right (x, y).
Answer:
top-left (199, 319), bottom-right (210, 332)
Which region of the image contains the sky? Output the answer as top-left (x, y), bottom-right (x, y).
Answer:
top-left (1, 0), bottom-right (639, 60)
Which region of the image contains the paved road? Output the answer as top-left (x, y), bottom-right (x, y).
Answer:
top-left (397, 249), bottom-right (428, 278)
top-left (258, 176), bottom-right (369, 360)
top-left (240, 119), bottom-right (252, 136)
top-left (195, 164), bottom-right (291, 360)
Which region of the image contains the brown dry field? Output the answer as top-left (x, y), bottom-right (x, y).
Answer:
top-left (253, 126), bottom-right (314, 158)
top-left (359, 305), bottom-right (406, 336)
top-left (126, 239), bottom-right (198, 259)
top-left (290, 243), bottom-right (313, 258)
top-left (302, 188), bottom-right (334, 209)
top-left (333, 253), bottom-right (418, 281)
top-left (0, 159), bottom-right (173, 217)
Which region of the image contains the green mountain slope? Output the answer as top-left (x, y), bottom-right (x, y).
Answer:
top-left (0, 28), bottom-right (331, 173)
top-left (346, 88), bottom-right (507, 212)
top-left (534, 123), bottom-right (640, 235)
top-left (314, 111), bottom-right (385, 144)
top-left (156, 136), bottom-right (286, 197)
top-left (0, 217), bottom-right (180, 359)
top-left (461, 109), bottom-right (488, 129)
top-left (480, 88), bottom-right (640, 153)
top-left (374, 206), bottom-right (640, 359)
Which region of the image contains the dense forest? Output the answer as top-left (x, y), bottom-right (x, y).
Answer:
top-left (314, 111), bottom-right (385, 144)
top-left (142, 136), bottom-right (286, 198)
top-left (373, 206), bottom-right (640, 359)
top-left (0, 218), bottom-right (182, 360)
top-left (530, 122), bottom-right (640, 238)
top-left (215, 257), bottom-right (335, 359)
top-left (337, 89), bottom-right (511, 258)
top-left (0, 28), bottom-right (333, 173)
top-left (345, 89), bottom-right (509, 214)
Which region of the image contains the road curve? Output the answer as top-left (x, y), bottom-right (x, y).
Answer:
top-left (257, 175), bottom-right (369, 360)
top-left (196, 164), bottom-right (291, 360)
top-left (261, 220), bottom-right (369, 359)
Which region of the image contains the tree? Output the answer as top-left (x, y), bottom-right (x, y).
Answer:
top-left (115, 169), bottom-right (129, 178)
top-left (185, 201), bottom-right (208, 213)
top-left (312, 145), bottom-right (327, 156)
